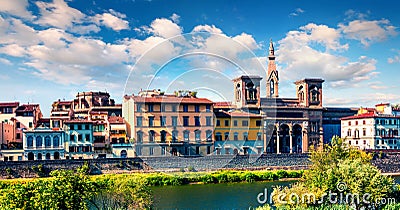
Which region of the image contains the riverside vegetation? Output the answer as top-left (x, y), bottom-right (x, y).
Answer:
top-left (0, 165), bottom-right (303, 209)
top-left (257, 136), bottom-right (400, 210)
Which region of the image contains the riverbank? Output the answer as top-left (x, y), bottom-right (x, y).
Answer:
top-left (0, 169), bottom-right (304, 188)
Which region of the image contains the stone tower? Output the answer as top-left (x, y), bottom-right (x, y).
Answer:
top-left (294, 79), bottom-right (324, 108)
top-left (233, 75), bottom-right (262, 109)
top-left (266, 39), bottom-right (279, 98)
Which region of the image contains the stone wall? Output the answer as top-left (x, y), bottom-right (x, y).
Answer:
top-left (0, 153), bottom-right (399, 179)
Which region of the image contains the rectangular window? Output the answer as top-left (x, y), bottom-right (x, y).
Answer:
top-left (161, 104), bottom-right (166, 112)
top-left (85, 124), bottom-right (90, 130)
top-left (148, 104), bottom-right (154, 112)
top-left (363, 129), bottom-right (366, 136)
top-left (256, 120), bottom-right (262, 127)
top-left (78, 134), bottom-right (82, 141)
top-left (160, 116), bottom-right (166, 126)
top-left (172, 116), bottom-right (178, 126)
top-left (137, 117), bottom-right (142, 127)
top-left (206, 105), bottom-right (211, 112)
top-left (136, 104), bottom-right (142, 112)
top-left (161, 147), bottom-right (166, 155)
top-left (16, 133), bottom-right (21, 139)
top-left (16, 122), bottom-right (20, 128)
top-left (363, 120), bottom-right (366, 125)
top-left (195, 105), bottom-right (200, 112)
top-left (148, 117), bottom-right (154, 127)
top-left (216, 120), bottom-right (220, 126)
top-left (149, 147), bottom-right (154, 156)
top-left (348, 121), bottom-right (351, 126)
top-left (172, 105), bottom-right (177, 112)
top-left (195, 117), bottom-right (201, 126)
top-left (233, 120), bottom-right (238, 127)
top-left (184, 132), bottom-right (189, 141)
top-left (183, 104), bottom-right (188, 112)
top-left (85, 134), bottom-right (90, 142)
top-left (70, 134), bottom-right (75, 141)
top-left (242, 120), bottom-right (249, 126)
top-left (29, 122), bottom-right (33, 128)
top-left (77, 124), bottom-right (82, 130)
top-left (224, 120), bottom-right (229, 126)
top-left (183, 117), bottom-right (189, 126)
top-left (355, 121), bottom-right (358, 125)
top-left (206, 117), bottom-right (212, 126)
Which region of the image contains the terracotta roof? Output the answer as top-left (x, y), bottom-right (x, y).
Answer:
top-left (130, 96), bottom-right (213, 104)
top-left (214, 102), bottom-right (233, 107)
top-left (15, 104), bottom-right (40, 112)
top-left (215, 110), bottom-right (261, 118)
top-left (341, 113), bottom-right (400, 120)
top-left (64, 119), bottom-right (93, 123)
top-left (375, 103), bottom-right (390, 106)
top-left (0, 102), bottom-right (19, 107)
top-left (108, 116), bottom-right (125, 124)
top-left (58, 101), bottom-right (72, 105)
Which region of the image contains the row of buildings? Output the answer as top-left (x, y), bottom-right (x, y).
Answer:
top-left (1, 40), bottom-right (398, 161)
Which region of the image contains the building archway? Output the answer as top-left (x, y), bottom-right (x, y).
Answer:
top-left (28, 152), bottom-right (34, 160)
top-left (171, 148), bottom-right (178, 156)
top-left (37, 153), bottom-right (42, 160)
top-left (120, 150), bottom-right (127, 158)
top-left (279, 124), bottom-right (290, 153)
top-left (293, 124), bottom-right (303, 153)
top-left (46, 153), bottom-right (51, 160)
top-left (54, 152), bottom-right (60, 160)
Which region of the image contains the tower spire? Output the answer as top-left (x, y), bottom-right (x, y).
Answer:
top-left (266, 38), bottom-right (279, 98)
top-left (269, 39), bottom-right (275, 57)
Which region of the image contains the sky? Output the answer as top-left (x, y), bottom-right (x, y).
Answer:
top-left (1, 0), bottom-right (400, 116)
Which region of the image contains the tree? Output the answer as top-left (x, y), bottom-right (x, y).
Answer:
top-left (271, 136), bottom-right (396, 210)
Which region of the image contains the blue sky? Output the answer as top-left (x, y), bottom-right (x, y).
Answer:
top-left (1, 0), bottom-right (400, 116)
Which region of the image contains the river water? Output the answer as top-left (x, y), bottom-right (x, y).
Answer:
top-left (152, 181), bottom-right (294, 210)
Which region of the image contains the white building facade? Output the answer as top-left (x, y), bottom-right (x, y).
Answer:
top-left (341, 108), bottom-right (400, 150)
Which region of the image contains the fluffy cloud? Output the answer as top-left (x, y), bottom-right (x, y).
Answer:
top-left (93, 11), bottom-right (129, 31)
top-left (339, 19), bottom-right (397, 46)
top-left (0, 0), bottom-right (32, 19)
top-left (277, 23), bottom-right (377, 87)
top-left (144, 18), bottom-right (183, 38)
top-left (35, 0), bottom-right (85, 29)
top-left (192, 24), bottom-right (223, 34)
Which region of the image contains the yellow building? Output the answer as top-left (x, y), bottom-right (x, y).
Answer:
top-left (214, 110), bottom-right (263, 155)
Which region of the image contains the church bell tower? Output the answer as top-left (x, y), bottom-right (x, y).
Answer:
top-left (266, 39), bottom-right (279, 98)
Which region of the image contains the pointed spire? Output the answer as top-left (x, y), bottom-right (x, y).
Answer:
top-left (269, 39), bottom-right (274, 57)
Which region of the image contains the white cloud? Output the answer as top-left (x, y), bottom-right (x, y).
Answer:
top-left (0, 44), bottom-right (26, 57)
top-left (0, 57), bottom-right (12, 65)
top-left (339, 19), bottom-right (397, 46)
top-left (388, 50), bottom-right (400, 64)
top-left (0, 0), bottom-right (32, 19)
top-left (144, 18), bottom-right (183, 38)
top-left (277, 23), bottom-right (377, 87)
top-left (232, 33), bottom-right (259, 50)
top-left (170, 13), bottom-right (180, 23)
top-left (35, 0), bottom-right (85, 29)
top-left (192, 24), bottom-right (223, 34)
top-left (289, 8), bottom-right (305, 17)
top-left (93, 12), bottom-right (129, 31)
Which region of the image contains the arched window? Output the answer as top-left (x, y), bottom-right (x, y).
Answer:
top-left (27, 136), bottom-right (33, 147)
top-left (53, 136), bottom-right (59, 147)
top-left (37, 153), bottom-right (42, 160)
top-left (234, 132), bottom-right (239, 140)
top-left (160, 130), bottom-right (167, 142)
top-left (46, 153), bottom-right (51, 160)
top-left (195, 130), bottom-right (201, 142)
top-left (243, 132), bottom-right (248, 141)
top-left (136, 131), bottom-right (143, 143)
top-left (172, 130), bottom-right (178, 142)
top-left (310, 86), bottom-right (319, 103)
top-left (148, 130), bottom-right (155, 142)
top-left (36, 136), bottom-right (42, 147)
top-left (206, 130), bottom-right (213, 141)
top-left (183, 130), bottom-right (190, 142)
top-left (270, 79), bottom-right (275, 96)
top-left (257, 132), bottom-right (262, 140)
top-left (347, 129), bottom-right (351, 137)
top-left (45, 136), bottom-right (51, 147)
top-left (215, 132), bottom-right (222, 141)
top-left (224, 132), bottom-right (229, 140)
